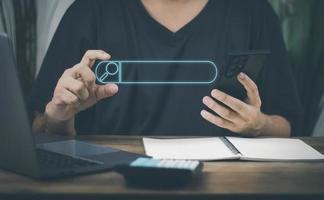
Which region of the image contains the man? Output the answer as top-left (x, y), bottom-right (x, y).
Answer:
top-left (30, 0), bottom-right (302, 137)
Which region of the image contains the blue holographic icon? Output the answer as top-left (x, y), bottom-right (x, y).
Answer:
top-left (95, 60), bottom-right (218, 85)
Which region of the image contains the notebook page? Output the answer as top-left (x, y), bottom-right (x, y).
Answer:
top-left (226, 137), bottom-right (324, 161)
top-left (143, 137), bottom-right (240, 161)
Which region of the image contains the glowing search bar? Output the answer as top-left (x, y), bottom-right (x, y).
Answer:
top-left (95, 60), bottom-right (218, 85)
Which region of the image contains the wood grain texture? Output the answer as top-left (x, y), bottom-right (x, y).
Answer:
top-left (1, 136), bottom-right (324, 200)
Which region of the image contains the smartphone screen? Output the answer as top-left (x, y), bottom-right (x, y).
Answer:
top-left (217, 50), bottom-right (270, 100)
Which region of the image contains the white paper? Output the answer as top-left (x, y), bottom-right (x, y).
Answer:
top-left (227, 137), bottom-right (324, 161)
top-left (143, 137), bottom-right (239, 161)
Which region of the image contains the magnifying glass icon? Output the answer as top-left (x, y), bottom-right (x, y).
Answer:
top-left (98, 62), bottom-right (120, 82)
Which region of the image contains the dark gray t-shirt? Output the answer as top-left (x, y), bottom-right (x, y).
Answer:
top-left (29, 0), bottom-right (302, 136)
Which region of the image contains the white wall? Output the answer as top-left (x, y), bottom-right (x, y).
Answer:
top-left (0, 0), bottom-right (16, 52)
top-left (313, 96), bottom-right (324, 136)
top-left (36, 0), bottom-right (74, 75)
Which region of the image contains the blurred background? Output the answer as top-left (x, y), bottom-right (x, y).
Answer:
top-left (0, 0), bottom-right (323, 136)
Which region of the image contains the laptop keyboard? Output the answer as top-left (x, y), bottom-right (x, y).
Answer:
top-left (36, 149), bottom-right (101, 169)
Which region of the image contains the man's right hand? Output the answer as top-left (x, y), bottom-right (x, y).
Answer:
top-left (45, 50), bottom-right (118, 122)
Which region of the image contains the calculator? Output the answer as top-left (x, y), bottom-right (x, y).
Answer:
top-left (114, 157), bottom-right (203, 187)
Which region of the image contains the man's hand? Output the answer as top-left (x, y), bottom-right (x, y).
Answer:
top-left (45, 50), bottom-right (118, 122)
top-left (200, 72), bottom-right (268, 136)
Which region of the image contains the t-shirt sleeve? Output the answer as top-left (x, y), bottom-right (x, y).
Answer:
top-left (250, 0), bottom-right (303, 136)
top-left (28, 0), bottom-right (96, 131)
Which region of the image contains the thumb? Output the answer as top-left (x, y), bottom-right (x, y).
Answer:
top-left (96, 84), bottom-right (118, 101)
top-left (237, 73), bottom-right (261, 107)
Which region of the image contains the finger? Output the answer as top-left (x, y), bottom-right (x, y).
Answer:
top-left (237, 73), bottom-right (261, 107)
top-left (81, 50), bottom-right (111, 68)
top-left (200, 110), bottom-right (234, 130)
top-left (202, 96), bottom-right (242, 123)
top-left (55, 89), bottom-right (80, 106)
top-left (95, 84), bottom-right (119, 101)
top-left (62, 77), bottom-right (89, 101)
top-left (211, 89), bottom-right (248, 114)
top-left (75, 64), bottom-right (96, 88)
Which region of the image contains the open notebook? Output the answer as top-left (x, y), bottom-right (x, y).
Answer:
top-left (143, 137), bottom-right (324, 161)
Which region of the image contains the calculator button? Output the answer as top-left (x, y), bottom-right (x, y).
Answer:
top-left (144, 159), bottom-right (160, 167)
top-left (182, 161), bottom-right (191, 168)
top-left (158, 160), bottom-right (168, 167)
top-left (130, 158), bottom-right (150, 166)
top-left (173, 160), bottom-right (184, 168)
top-left (164, 160), bottom-right (174, 168)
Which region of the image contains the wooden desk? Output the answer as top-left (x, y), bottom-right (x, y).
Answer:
top-left (1, 136), bottom-right (324, 200)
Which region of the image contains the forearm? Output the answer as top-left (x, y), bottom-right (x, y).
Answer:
top-left (259, 114), bottom-right (291, 137)
top-left (32, 113), bottom-right (76, 136)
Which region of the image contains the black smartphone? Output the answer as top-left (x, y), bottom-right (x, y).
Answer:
top-left (217, 50), bottom-right (270, 100)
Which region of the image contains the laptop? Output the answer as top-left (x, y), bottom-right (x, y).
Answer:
top-left (0, 33), bottom-right (142, 179)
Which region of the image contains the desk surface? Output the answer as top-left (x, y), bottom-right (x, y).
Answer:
top-left (1, 136), bottom-right (324, 200)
